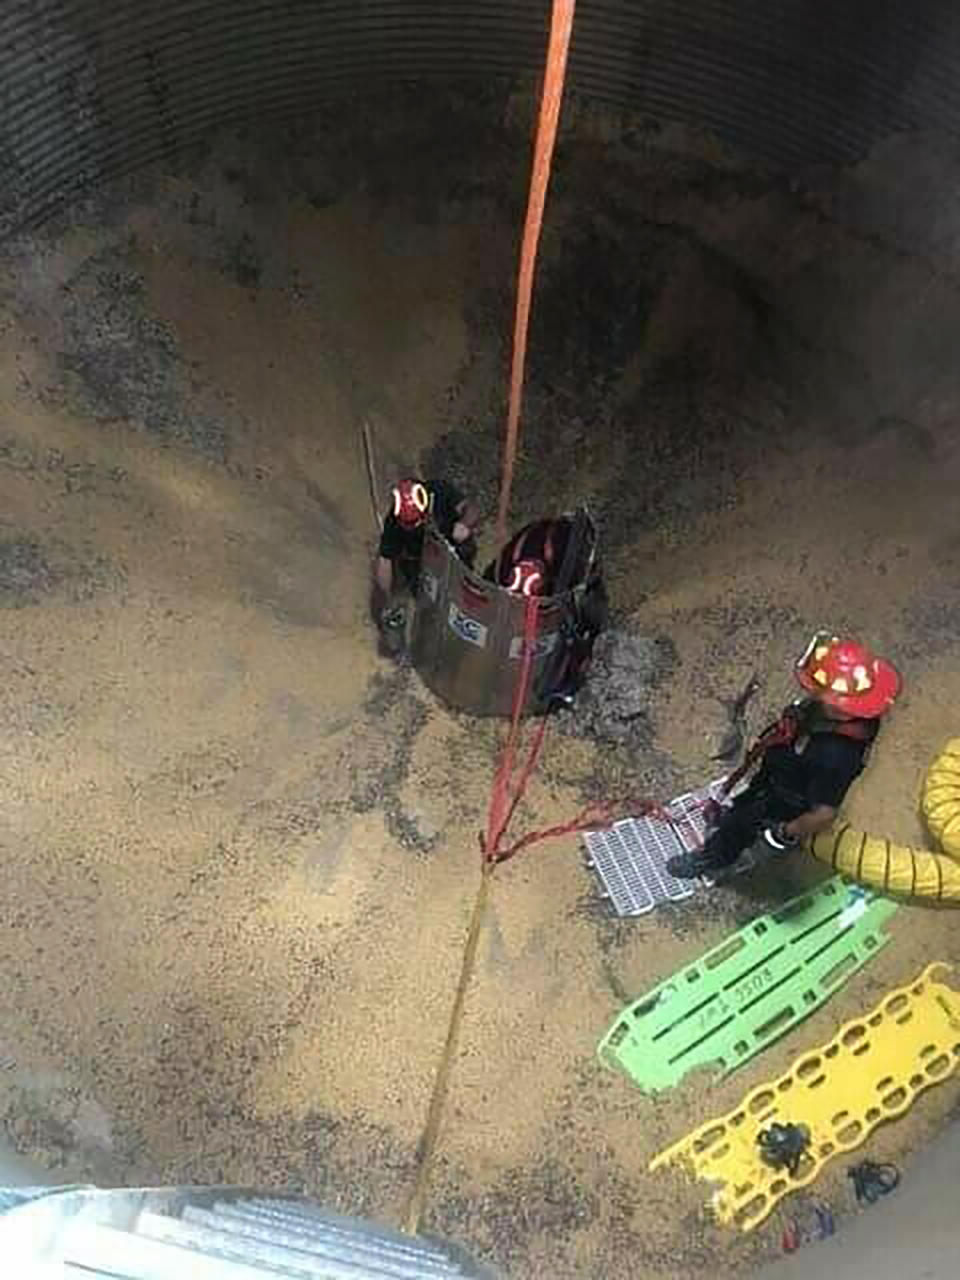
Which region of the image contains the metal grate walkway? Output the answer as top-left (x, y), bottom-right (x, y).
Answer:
top-left (583, 782), bottom-right (754, 915)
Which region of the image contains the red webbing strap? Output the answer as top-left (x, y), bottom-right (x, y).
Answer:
top-left (498, 714), bottom-right (550, 843)
top-left (481, 596), bottom-right (656, 866)
top-left (490, 801), bottom-right (642, 866)
top-left (721, 711), bottom-right (800, 796)
top-left (495, 0), bottom-right (576, 545)
top-left (483, 597), bottom-right (541, 859)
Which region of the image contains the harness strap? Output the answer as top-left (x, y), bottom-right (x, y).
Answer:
top-left (544, 521), bottom-right (556, 567)
top-left (722, 702), bottom-right (877, 796)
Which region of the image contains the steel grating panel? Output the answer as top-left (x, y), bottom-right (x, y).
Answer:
top-left (4, 2), bottom-right (960, 233)
top-left (2, 1186), bottom-right (491, 1277)
top-left (583, 781), bottom-right (753, 915)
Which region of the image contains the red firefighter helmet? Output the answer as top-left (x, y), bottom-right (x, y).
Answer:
top-left (507, 558), bottom-right (546, 597)
top-left (392, 479), bottom-right (431, 529)
top-left (795, 632), bottom-right (902, 719)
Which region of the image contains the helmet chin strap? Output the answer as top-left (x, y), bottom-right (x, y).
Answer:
top-left (818, 700), bottom-right (854, 720)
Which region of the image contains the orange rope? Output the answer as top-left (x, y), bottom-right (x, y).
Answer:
top-left (406, 11), bottom-right (577, 1233)
top-left (481, 2), bottom-right (594, 867)
top-left (495, 0), bottom-right (576, 545)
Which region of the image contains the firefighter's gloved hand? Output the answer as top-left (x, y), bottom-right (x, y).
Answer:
top-left (546, 687), bottom-right (576, 712)
top-left (380, 605), bottom-right (406, 632)
top-left (763, 823), bottom-right (799, 852)
top-left (376, 604), bottom-right (407, 659)
top-left (702, 798), bottom-right (724, 830)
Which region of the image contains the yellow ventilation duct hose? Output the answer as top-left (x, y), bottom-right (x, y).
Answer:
top-left (809, 738), bottom-right (960, 905)
top-left (810, 826), bottom-right (960, 903)
top-left (922, 737), bottom-right (960, 859)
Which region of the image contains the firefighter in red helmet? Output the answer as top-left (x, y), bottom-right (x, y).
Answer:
top-left (667, 632), bottom-right (902, 879)
top-left (485, 512), bottom-right (608, 704)
top-left (372, 477), bottom-right (477, 647)
top-left (506, 558), bottom-right (547, 598)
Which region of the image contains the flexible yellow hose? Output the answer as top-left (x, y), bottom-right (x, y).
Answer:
top-left (922, 737), bottom-right (960, 859)
top-left (809, 738), bottom-right (960, 904)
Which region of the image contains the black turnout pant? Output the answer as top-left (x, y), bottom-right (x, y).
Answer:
top-left (704, 778), bottom-right (807, 866)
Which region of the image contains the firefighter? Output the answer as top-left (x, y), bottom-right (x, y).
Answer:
top-left (484, 514), bottom-right (608, 703)
top-left (667, 633), bottom-right (902, 878)
top-left (372, 477), bottom-right (477, 641)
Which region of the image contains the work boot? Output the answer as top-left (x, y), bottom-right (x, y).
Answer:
top-left (762, 824), bottom-right (799, 852)
top-left (665, 847), bottom-right (734, 879)
top-left (546, 687), bottom-right (576, 712)
top-left (381, 605), bottom-right (406, 631)
top-left (377, 605), bottom-right (407, 659)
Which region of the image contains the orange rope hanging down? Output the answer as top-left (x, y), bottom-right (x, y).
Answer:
top-left (495, 0), bottom-right (577, 545)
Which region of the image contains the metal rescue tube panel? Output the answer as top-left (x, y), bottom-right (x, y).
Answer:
top-left (411, 525), bottom-right (570, 717)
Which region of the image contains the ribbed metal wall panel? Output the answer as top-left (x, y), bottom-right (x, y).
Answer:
top-left (3, 0), bottom-right (960, 231)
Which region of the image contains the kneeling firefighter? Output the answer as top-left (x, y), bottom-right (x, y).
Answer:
top-left (484, 510), bottom-right (608, 704)
top-left (372, 477), bottom-right (477, 653)
top-left (667, 633), bottom-right (902, 879)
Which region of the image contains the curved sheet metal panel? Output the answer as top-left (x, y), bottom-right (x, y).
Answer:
top-left (412, 527), bottom-right (571, 718)
top-left (3, 2), bottom-right (960, 232)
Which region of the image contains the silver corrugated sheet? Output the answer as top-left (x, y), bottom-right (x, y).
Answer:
top-left (2, 1), bottom-right (960, 231)
top-left (0, 1186), bottom-right (493, 1277)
